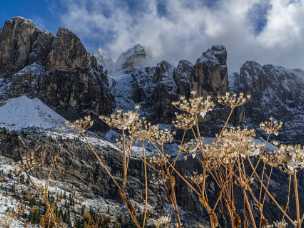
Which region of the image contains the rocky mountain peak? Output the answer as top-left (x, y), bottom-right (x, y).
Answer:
top-left (0, 16), bottom-right (52, 74)
top-left (5, 16), bottom-right (34, 27)
top-left (194, 45), bottom-right (228, 96)
top-left (197, 45), bottom-right (227, 66)
top-left (174, 60), bottom-right (194, 97)
top-left (47, 28), bottom-right (90, 71)
top-left (0, 17), bottom-right (113, 120)
top-left (115, 44), bottom-right (150, 71)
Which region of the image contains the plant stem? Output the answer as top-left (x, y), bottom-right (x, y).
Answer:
top-left (142, 143), bottom-right (148, 228)
top-left (294, 171), bottom-right (301, 228)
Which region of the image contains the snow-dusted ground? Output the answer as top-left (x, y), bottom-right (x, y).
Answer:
top-left (0, 96), bottom-right (67, 131)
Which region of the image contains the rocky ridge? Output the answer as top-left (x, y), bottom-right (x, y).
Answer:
top-left (233, 61), bottom-right (304, 143)
top-left (109, 44), bottom-right (228, 124)
top-left (0, 17), bottom-right (113, 120)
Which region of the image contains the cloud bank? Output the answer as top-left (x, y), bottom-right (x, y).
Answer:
top-left (57, 0), bottom-right (304, 72)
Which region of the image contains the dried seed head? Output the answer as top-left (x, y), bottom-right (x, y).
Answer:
top-left (173, 113), bottom-right (196, 129)
top-left (172, 95), bottom-right (215, 117)
top-left (217, 92), bottom-right (250, 108)
top-left (70, 116), bottom-right (93, 133)
top-left (149, 125), bottom-right (174, 146)
top-left (203, 128), bottom-right (256, 165)
top-left (260, 117), bottom-right (283, 136)
top-left (262, 144), bottom-right (304, 173)
top-left (149, 154), bottom-right (170, 167)
top-left (154, 216), bottom-right (171, 227)
top-left (273, 220), bottom-right (287, 228)
top-left (129, 118), bottom-right (152, 141)
top-left (100, 110), bottom-right (139, 131)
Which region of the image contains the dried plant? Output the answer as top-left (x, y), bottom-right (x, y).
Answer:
top-left (19, 91), bottom-right (304, 228)
top-left (260, 117), bottom-right (283, 136)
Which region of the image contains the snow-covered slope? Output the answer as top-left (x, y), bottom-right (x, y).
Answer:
top-left (0, 96), bottom-right (67, 130)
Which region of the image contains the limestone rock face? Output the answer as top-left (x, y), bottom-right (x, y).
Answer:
top-left (0, 17), bottom-right (113, 118)
top-left (47, 28), bottom-right (90, 71)
top-left (174, 60), bottom-right (194, 97)
top-left (110, 45), bottom-right (229, 124)
top-left (234, 61), bottom-right (304, 143)
top-left (0, 17), bottom-right (53, 74)
top-left (194, 45), bottom-right (228, 96)
top-left (38, 68), bottom-right (113, 116)
top-left (150, 61), bottom-right (178, 121)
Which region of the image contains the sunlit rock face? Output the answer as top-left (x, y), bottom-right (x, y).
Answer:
top-left (0, 17), bottom-right (114, 118)
top-left (0, 17), bottom-right (53, 74)
top-left (47, 28), bottom-right (90, 71)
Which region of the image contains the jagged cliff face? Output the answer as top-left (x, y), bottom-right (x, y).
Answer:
top-left (0, 17), bottom-right (53, 73)
top-left (110, 45), bottom-right (229, 123)
top-left (1, 17), bottom-right (302, 141)
top-left (0, 17), bottom-right (113, 119)
top-left (233, 61), bottom-right (304, 143)
top-left (194, 45), bottom-right (228, 96)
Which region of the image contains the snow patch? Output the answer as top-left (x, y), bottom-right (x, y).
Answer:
top-left (0, 96), bottom-right (67, 131)
top-left (14, 63), bottom-right (45, 77)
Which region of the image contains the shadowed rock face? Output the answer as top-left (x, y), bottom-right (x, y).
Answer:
top-left (0, 17), bottom-right (113, 118)
top-left (174, 60), bottom-right (194, 97)
top-left (0, 129), bottom-right (209, 227)
top-left (233, 61), bottom-right (304, 143)
top-left (113, 46), bottom-right (229, 123)
top-left (194, 45), bottom-right (228, 96)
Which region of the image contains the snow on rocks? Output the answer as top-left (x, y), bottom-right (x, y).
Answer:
top-left (13, 63), bottom-right (45, 77)
top-left (0, 95), bottom-right (67, 131)
top-left (115, 44), bottom-right (151, 71)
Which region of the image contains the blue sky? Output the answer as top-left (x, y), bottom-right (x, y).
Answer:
top-left (0, 0), bottom-right (60, 32)
top-left (1, 0), bottom-right (304, 71)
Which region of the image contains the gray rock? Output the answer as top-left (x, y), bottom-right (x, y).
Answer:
top-left (234, 61), bottom-right (304, 143)
top-left (194, 45), bottom-right (228, 96)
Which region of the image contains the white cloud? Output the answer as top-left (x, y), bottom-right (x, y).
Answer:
top-left (58, 0), bottom-right (304, 72)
